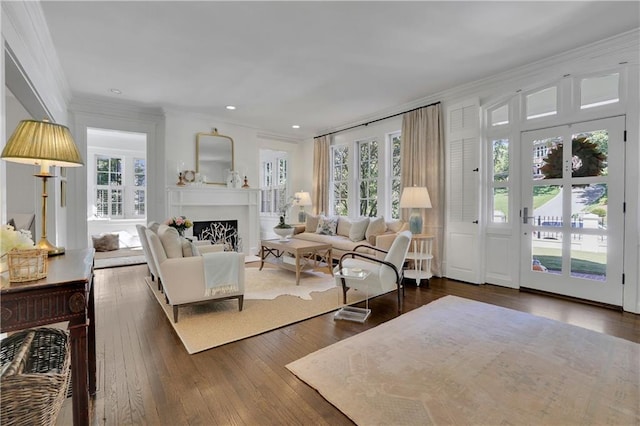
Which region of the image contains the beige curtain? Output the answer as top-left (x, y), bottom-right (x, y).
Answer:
top-left (312, 135), bottom-right (330, 215)
top-left (401, 104), bottom-right (445, 276)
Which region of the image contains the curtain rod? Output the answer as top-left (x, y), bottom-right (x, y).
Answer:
top-left (315, 101), bottom-right (441, 139)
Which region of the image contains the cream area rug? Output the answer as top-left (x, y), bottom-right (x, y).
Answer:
top-left (286, 295), bottom-right (639, 425)
top-left (145, 267), bottom-right (378, 354)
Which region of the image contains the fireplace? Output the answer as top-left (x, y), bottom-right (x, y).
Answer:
top-left (193, 220), bottom-right (241, 252)
top-left (166, 186), bottom-right (260, 255)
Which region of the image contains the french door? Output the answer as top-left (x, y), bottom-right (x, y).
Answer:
top-left (520, 116), bottom-right (625, 305)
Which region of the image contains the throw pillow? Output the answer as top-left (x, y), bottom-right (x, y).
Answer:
top-left (336, 217), bottom-right (352, 237)
top-left (182, 239), bottom-right (200, 257)
top-left (316, 215), bottom-right (339, 235)
top-left (386, 219), bottom-right (406, 233)
top-left (349, 217), bottom-right (370, 242)
top-left (92, 233), bottom-right (119, 252)
top-left (305, 214), bottom-right (319, 233)
top-left (158, 224), bottom-right (183, 258)
top-left (365, 216), bottom-right (387, 240)
top-left (147, 221), bottom-right (160, 234)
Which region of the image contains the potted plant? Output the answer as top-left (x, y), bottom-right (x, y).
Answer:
top-left (274, 197), bottom-right (296, 241)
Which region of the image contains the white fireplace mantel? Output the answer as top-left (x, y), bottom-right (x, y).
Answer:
top-left (166, 186), bottom-right (260, 254)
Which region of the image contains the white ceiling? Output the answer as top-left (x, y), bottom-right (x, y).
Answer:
top-left (40, 1), bottom-right (639, 139)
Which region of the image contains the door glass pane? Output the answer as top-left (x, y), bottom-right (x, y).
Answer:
top-left (571, 130), bottom-right (608, 177)
top-left (533, 185), bottom-right (562, 225)
top-left (571, 234), bottom-right (606, 281)
top-left (571, 184), bottom-right (607, 227)
top-left (532, 235), bottom-right (562, 274)
top-left (533, 136), bottom-right (562, 180)
top-left (492, 187), bottom-right (508, 223)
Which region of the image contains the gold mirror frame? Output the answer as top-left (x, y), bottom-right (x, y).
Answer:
top-left (196, 128), bottom-right (234, 185)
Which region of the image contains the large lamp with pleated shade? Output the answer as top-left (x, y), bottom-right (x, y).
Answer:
top-left (399, 186), bottom-right (432, 234)
top-left (2, 119), bottom-right (84, 255)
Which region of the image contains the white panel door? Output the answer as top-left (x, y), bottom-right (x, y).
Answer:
top-left (446, 100), bottom-right (481, 284)
top-left (520, 116), bottom-right (625, 305)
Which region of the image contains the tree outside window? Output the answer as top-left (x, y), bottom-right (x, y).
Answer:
top-left (330, 145), bottom-right (349, 216)
top-left (390, 132), bottom-right (402, 219)
top-left (358, 139), bottom-right (378, 217)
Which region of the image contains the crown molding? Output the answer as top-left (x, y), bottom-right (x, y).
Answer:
top-left (317, 29), bottom-right (639, 137)
top-left (2, 1), bottom-right (71, 121)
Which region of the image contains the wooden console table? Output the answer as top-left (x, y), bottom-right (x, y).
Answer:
top-left (1, 249), bottom-right (96, 426)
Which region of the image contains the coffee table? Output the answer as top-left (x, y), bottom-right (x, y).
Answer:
top-left (259, 239), bottom-right (333, 285)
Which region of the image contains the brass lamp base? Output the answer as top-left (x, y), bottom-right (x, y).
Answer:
top-left (36, 238), bottom-right (65, 256)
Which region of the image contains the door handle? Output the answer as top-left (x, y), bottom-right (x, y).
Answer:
top-left (522, 207), bottom-right (535, 224)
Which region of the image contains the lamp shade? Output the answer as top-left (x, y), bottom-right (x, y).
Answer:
top-left (399, 186), bottom-right (432, 209)
top-left (1, 119), bottom-right (83, 174)
top-left (294, 191), bottom-right (312, 206)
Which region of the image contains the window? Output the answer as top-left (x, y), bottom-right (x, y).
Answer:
top-left (526, 86), bottom-right (557, 120)
top-left (330, 145), bottom-right (349, 216)
top-left (95, 156), bottom-right (123, 218)
top-left (491, 139), bottom-right (509, 222)
top-left (580, 73), bottom-right (619, 109)
top-left (490, 104), bottom-right (509, 126)
top-left (389, 132), bottom-right (402, 219)
top-left (133, 158), bottom-right (146, 216)
top-left (357, 139), bottom-right (378, 216)
top-left (260, 154), bottom-right (288, 215)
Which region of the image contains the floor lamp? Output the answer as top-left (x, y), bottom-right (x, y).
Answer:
top-left (399, 186), bottom-right (432, 235)
top-left (2, 119), bottom-right (84, 255)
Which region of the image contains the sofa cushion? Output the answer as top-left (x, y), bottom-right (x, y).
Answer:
top-left (365, 217), bottom-right (387, 240)
top-left (182, 239), bottom-right (201, 257)
top-left (158, 224), bottom-right (183, 258)
top-left (336, 217), bottom-right (351, 237)
top-left (386, 219), bottom-right (405, 233)
top-left (349, 217), bottom-right (370, 242)
top-left (305, 214), bottom-right (320, 233)
top-left (316, 215), bottom-right (338, 235)
top-left (147, 221), bottom-right (160, 234)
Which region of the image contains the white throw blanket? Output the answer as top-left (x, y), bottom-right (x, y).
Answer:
top-left (202, 252), bottom-right (240, 296)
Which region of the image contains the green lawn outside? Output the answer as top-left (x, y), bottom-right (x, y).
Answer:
top-left (493, 187), bottom-right (561, 219)
top-left (533, 247), bottom-right (606, 275)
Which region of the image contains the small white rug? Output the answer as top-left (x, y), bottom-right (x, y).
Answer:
top-left (287, 295), bottom-right (640, 425)
top-left (244, 268), bottom-right (337, 300)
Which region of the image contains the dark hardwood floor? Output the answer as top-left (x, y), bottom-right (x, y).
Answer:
top-left (57, 263), bottom-right (639, 425)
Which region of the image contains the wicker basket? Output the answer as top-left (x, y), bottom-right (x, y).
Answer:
top-left (0, 328), bottom-right (71, 426)
top-left (6, 248), bottom-right (48, 282)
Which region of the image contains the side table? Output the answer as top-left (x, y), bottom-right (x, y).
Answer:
top-left (334, 267), bottom-right (372, 322)
top-left (405, 234), bottom-right (433, 286)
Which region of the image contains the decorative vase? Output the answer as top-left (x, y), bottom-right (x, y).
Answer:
top-left (273, 227), bottom-right (293, 241)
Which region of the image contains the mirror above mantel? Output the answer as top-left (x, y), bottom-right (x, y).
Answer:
top-left (196, 128), bottom-right (234, 185)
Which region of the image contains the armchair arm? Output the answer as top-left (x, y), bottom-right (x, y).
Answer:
top-left (198, 244), bottom-right (225, 254)
top-left (337, 251), bottom-right (402, 287)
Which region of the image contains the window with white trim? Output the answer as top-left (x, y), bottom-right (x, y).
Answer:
top-left (389, 132), bottom-right (402, 219)
top-left (95, 155), bottom-right (123, 218)
top-left (330, 145), bottom-right (349, 216)
top-left (260, 155), bottom-right (288, 215)
top-left (357, 138), bottom-right (379, 217)
top-left (133, 158), bottom-right (146, 216)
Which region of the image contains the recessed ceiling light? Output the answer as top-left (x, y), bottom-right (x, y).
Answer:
top-left (109, 88), bottom-right (122, 95)
top-left (226, 105), bottom-right (236, 110)
top-left (292, 125), bottom-right (300, 129)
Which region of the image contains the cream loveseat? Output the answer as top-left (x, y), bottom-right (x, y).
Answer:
top-left (292, 214), bottom-right (409, 259)
top-left (141, 224), bottom-right (245, 323)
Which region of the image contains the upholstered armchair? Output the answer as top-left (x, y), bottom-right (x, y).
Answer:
top-left (334, 230), bottom-right (412, 312)
top-left (144, 226), bottom-right (244, 322)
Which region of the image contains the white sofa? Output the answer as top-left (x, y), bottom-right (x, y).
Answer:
top-left (292, 215), bottom-right (409, 260)
top-left (142, 224), bottom-right (244, 322)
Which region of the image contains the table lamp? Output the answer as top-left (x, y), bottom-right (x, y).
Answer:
top-left (294, 191), bottom-right (312, 223)
top-left (1, 119), bottom-right (84, 255)
top-left (399, 186), bottom-right (432, 234)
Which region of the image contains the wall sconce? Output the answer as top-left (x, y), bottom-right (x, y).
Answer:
top-left (1, 119), bottom-right (84, 255)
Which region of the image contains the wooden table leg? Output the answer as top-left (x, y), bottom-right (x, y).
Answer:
top-left (69, 321), bottom-right (90, 426)
top-left (88, 281), bottom-right (96, 395)
top-left (259, 245), bottom-right (264, 270)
